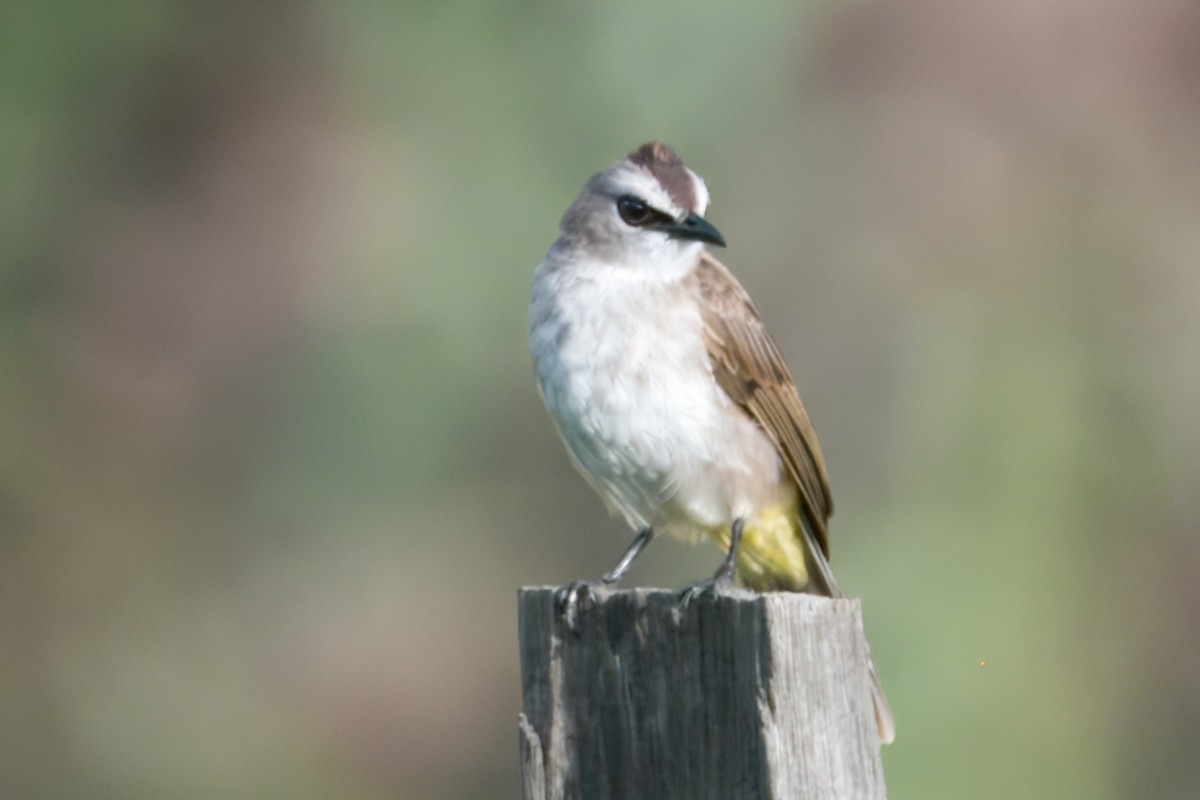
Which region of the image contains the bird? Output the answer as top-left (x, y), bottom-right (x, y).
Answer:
top-left (527, 141), bottom-right (894, 743)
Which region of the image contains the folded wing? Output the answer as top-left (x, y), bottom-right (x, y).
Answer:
top-left (686, 253), bottom-right (836, 587)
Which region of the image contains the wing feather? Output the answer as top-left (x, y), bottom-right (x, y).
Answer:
top-left (687, 253), bottom-right (834, 557)
top-left (689, 256), bottom-right (894, 741)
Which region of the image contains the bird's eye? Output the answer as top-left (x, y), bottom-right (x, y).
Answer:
top-left (617, 195), bottom-right (652, 226)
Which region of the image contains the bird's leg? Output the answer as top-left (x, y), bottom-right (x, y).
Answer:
top-left (680, 517), bottom-right (745, 606)
top-left (714, 516), bottom-right (745, 584)
top-left (601, 527), bottom-right (655, 585)
top-left (554, 528), bottom-right (654, 631)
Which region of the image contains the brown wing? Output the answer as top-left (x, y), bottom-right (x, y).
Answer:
top-left (687, 252), bottom-right (834, 556)
top-left (688, 255), bottom-right (897, 742)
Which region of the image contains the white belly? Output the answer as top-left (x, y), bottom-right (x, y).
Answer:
top-left (529, 261), bottom-right (787, 538)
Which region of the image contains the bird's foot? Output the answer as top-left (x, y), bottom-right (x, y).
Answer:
top-left (553, 580), bottom-right (601, 632)
top-left (678, 571), bottom-right (735, 609)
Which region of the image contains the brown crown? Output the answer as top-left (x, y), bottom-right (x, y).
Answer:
top-left (628, 141), bottom-right (697, 212)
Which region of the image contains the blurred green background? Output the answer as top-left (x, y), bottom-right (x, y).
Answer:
top-left (3, 1), bottom-right (1199, 798)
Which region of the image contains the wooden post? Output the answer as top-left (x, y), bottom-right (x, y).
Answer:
top-left (518, 587), bottom-right (886, 800)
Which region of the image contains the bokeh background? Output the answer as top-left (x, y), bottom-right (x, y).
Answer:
top-left (3, 1), bottom-right (1199, 798)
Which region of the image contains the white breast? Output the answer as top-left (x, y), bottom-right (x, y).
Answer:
top-left (528, 258), bottom-right (786, 538)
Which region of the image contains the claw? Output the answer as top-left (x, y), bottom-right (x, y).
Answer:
top-left (553, 580), bottom-right (598, 631)
top-left (678, 572), bottom-right (734, 609)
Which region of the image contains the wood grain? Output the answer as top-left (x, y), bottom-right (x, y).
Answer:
top-left (518, 587), bottom-right (886, 800)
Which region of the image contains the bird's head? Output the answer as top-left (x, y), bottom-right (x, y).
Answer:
top-left (557, 142), bottom-right (725, 279)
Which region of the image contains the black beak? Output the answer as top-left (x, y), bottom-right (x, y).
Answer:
top-left (658, 213), bottom-right (726, 248)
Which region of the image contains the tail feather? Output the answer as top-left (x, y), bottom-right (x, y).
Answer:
top-left (717, 508), bottom-right (897, 744)
top-left (800, 515), bottom-right (896, 744)
top-left (868, 657), bottom-right (897, 745)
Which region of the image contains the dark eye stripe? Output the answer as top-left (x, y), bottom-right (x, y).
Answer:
top-left (617, 195), bottom-right (674, 228)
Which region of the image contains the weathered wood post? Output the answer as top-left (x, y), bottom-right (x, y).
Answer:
top-left (518, 587), bottom-right (886, 800)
